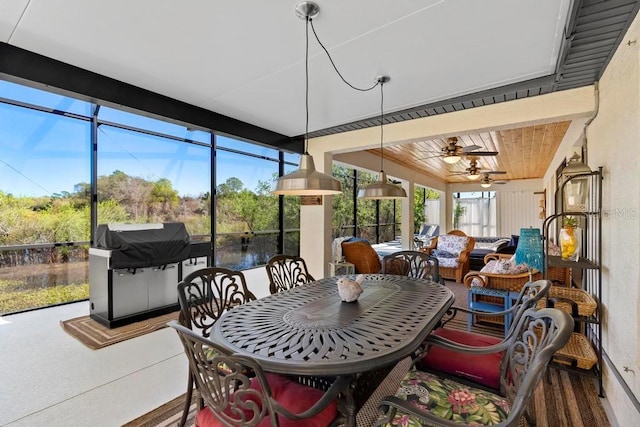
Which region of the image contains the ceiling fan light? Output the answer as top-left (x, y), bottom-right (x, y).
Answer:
top-left (467, 173), bottom-right (480, 180)
top-left (443, 155), bottom-right (461, 164)
top-left (480, 181), bottom-right (492, 188)
top-left (358, 171), bottom-right (407, 199)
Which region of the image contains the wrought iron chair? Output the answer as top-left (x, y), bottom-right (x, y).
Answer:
top-left (265, 254), bottom-right (315, 294)
top-left (176, 267), bottom-right (257, 427)
top-left (418, 279), bottom-right (552, 391)
top-left (381, 250), bottom-right (442, 283)
top-left (169, 321), bottom-right (345, 427)
top-left (375, 307), bottom-right (573, 427)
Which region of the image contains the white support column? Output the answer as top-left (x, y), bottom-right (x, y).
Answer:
top-left (401, 181), bottom-right (414, 249)
top-left (299, 149), bottom-right (334, 279)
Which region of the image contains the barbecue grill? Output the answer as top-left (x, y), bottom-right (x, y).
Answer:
top-left (89, 223), bottom-right (210, 328)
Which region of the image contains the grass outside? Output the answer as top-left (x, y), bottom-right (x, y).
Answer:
top-left (0, 261), bottom-right (88, 314)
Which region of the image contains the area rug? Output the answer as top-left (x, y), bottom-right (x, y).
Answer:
top-left (60, 311), bottom-right (179, 350)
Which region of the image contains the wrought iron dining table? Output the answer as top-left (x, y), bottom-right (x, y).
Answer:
top-left (211, 273), bottom-right (454, 426)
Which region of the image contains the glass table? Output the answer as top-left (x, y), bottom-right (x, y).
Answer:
top-left (211, 274), bottom-right (454, 426)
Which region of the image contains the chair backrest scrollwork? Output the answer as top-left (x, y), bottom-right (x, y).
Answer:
top-left (177, 267), bottom-right (256, 337)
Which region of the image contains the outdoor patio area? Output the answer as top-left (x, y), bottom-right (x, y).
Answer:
top-left (0, 277), bottom-right (615, 427)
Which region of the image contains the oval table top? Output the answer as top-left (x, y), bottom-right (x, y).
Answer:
top-left (211, 274), bottom-right (454, 376)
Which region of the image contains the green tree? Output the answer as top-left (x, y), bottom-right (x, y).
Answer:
top-left (149, 178), bottom-right (179, 214)
top-left (453, 201), bottom-right (466, 229)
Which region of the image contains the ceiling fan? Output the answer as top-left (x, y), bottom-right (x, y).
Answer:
top-left (422, 137), bottom-right (499, 164)
top-left (449, 159), bottom-right (506, 180)
top-left (479, 173), bottom-right (507, 188)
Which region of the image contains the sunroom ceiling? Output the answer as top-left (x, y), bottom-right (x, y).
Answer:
top-left (0, 0), bottom-right (638, 183)
top-left (0, 0), bottom-right (573, 137)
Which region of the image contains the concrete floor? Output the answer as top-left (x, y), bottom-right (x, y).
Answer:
top-left (0, 267), bottom-right (272, 427)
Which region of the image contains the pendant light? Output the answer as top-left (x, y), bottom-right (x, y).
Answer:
top-left (272, 2), bottom-right (342, 196)
top-left (358, 77), bottom-right (407, 199)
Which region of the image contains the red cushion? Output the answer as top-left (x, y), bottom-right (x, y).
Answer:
top-left (419, 328), bottom-right (503, 390)
top-left (196, 373), bottom-right (337, 427)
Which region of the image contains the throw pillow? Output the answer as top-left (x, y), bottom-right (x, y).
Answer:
top-left (488, 238), bottom-right (510, 251)
top-left (432, 249), bottom-right (457, 258)
top-left (493, 258), bottom-right (529, 275)
top-left (470, 260), bottom-right (498, 287)
top-left (436, 235), bottom-right (470, 256)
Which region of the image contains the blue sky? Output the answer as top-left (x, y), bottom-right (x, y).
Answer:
top-left (0, 80), bottom-right (298, 198)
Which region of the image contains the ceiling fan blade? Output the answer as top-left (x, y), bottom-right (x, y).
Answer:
top-left (466, 151), bottom-right (499, 156)
top-left (461, 144), bottom-right (482, 153)
top-left (493, 181), bottom-right (507, 184)
top-left (484, 170), bottom-right (507, 175)
top-left (417, 154), bottom-right (445, 160)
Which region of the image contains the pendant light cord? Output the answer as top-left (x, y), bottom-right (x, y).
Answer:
top-left (310, 19), bottom-right (379, 92)
top-left (379, 81), bottom-right (385, 172)
top-left (305, 17), bottom-right (310, 154)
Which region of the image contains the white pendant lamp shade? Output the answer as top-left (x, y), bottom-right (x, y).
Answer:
top-left (467, 172), bottom-right (480, 180)
top-left (358, 171), bottom-right (407, 199)
top-left (272, 153), bottom-right (342, 195)
top-left (480, 182), bottom-right (492, 188)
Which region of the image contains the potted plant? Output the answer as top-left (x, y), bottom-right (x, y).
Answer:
top-left (560, 216), bottom-right (580, 261)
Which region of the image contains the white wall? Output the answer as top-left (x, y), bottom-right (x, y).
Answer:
top-left (585, 12), bottom-right (640, 426)
top-left (495, 191), bottom-right (542, 236)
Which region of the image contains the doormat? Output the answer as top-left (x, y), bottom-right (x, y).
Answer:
top-left (60, 311), bottom-right (179, 350)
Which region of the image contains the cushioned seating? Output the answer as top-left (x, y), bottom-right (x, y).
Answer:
top-left (170, 321), bottom-right (342, 427)
top-left (464, 253), bottom-right (541, 292)
top-left (418, 280), bottom-right (551, 391)
top-left (380, 369), bottom-right (511, 425)
top-left (196, 373), bottom-right (337, 427)
top-left (420, 327), bottom-right (503, 390)
top-left (420, 230), bottom-right (475, 282)
top-left (342, 239), bottom-right (382, 273)
top-left (376, 307), bottom-right (573, 427)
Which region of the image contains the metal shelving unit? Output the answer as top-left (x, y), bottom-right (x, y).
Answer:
top-left (543, 167), bottom-right (603, 397)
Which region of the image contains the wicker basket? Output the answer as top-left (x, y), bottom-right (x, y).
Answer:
top-left (537, 286), bottom-right (597, 317)
top-left (553, 332), bottom-right (598, 370)
top-left (547, 266), bottom-right (570, 286)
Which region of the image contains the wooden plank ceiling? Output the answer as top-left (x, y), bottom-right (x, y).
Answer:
top-left (369, 121), bottom-right (571, 184)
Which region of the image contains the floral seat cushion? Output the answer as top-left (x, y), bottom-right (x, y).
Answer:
top-left (378, 369), bottom-right (509, 426)
top-left (432, 235), bottom-right (470, 268)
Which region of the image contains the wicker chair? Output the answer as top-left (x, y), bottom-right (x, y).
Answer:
top-left (176, 267), bottom-right (257, 427)
top-left (464, 253), bottom-right (542, 292)
top-left (420, 230), bottom-right (475, 282)
top-left (265, 254), bottom-right (315, 294)
top-left (375, 307), bottom-right (574, 427)
top-left (381, 250), bottom-right (442, 283)
top-left (169, 321), bottom-right (345, 427)
top-left (341, 240), bottom-right (382, 273)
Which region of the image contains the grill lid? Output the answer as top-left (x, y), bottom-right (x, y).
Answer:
top-left (95, 222), bottom-right (191, 268)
